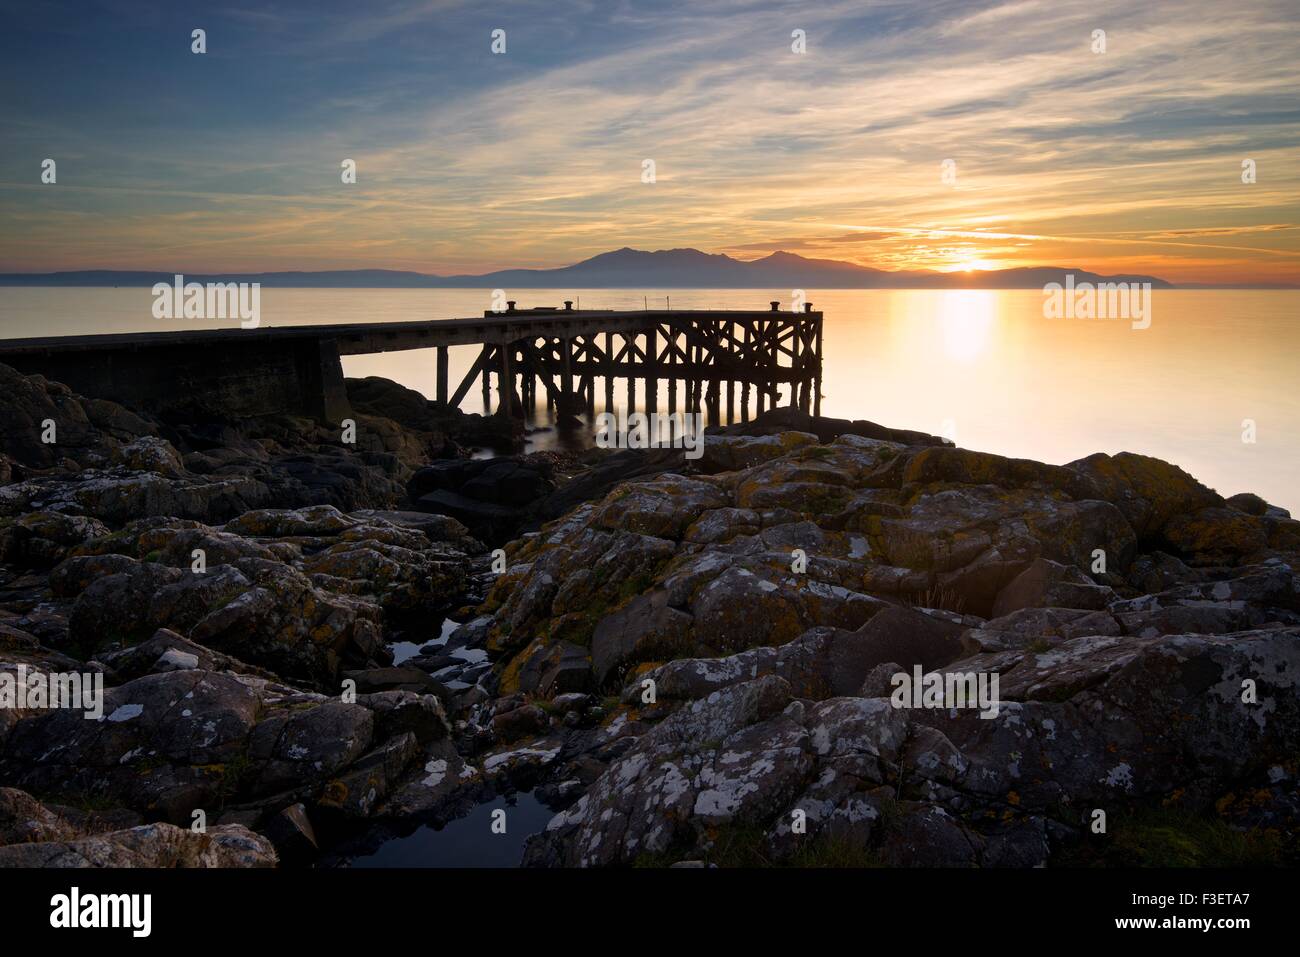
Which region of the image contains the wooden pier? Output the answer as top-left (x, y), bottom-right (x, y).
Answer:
top-left (452, 302), bottom-right (823, 426)
top-left (0, 302), bottom-right (823, 426)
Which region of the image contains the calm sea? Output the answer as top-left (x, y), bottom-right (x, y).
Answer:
top-left (1, 287), bottom-right (1296, 512)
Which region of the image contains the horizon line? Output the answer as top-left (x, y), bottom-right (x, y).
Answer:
top-left (2, 248), bottom-right (1298, 289)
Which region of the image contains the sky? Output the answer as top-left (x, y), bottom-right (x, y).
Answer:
top-left (1, 0), bottom-right (1298, 283)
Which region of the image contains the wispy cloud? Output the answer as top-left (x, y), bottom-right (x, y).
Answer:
top-left (1, 0), bottom-right (1297, 281)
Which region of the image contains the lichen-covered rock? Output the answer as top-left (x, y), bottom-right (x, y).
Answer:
top-left (222, 504), bottom-right (356, 538)
top-left (112, 436), bottom-right (186, 478)
top-left (625, 605), bottom-right (965, 706)
top-left (1163, 506), bottom-right (1300, 565)
top-left (0, 511), bottom-right (110, 569)
top-left (487, 421), bottom-right (1300, 822)
top-left (97, 628), bottom-right (277, 683)
top-left (962, 607), bottom-right (1120, 653)
top-left (531, 627), bottom-right (1300, 867)
top-left (0, 469), bottom-right (271, 526)
top-left (42, 502), bottom-right (481, 685)
top-left (0, 365), bottom-right (146, 473)
top-left (188, 559), bottom-right (384, 687)
top-left (0, 786), bottom-right (78, 846)
top-left (526, 675), bottom-right (805, 866)
top-left (5, 356), bottom-right (1298, 869)
top-left (480, 423), bottom-right (1300, 867)
top-left (903, 446), bottom-right (1103, 501)
top-left (592, 475), bottom-right (730, 539)
top-left (991, 558), bottom-right (1116, 617)
top-left (0, 821), bottom-right (277, 868)
top-left (591, 590), bottom-right (696, 686)
top-left (0, 663), bottom-right (447, 830)
top-left (698, 432), bottom-right (819, 473)
top-left (68, 559), bottom-right (186, 650)
top-left (300, 534), bottom-right (467, 620)
top-left (1069, 451), bottom-right (1223, 541)
top-left (1108, 563), bottom-right (1300, 638)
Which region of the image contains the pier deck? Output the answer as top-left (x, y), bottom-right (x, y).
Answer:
top-left (0, 305), bottom-right (823, 425)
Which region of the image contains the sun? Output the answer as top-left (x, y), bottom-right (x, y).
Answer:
top-left (938, 253), bottom-right (999, 273)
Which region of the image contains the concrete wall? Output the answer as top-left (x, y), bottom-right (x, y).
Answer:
top-left (1, 337), bottom-right (353, 425)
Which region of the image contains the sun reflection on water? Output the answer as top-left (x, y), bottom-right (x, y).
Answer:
top-left (936, 290), bottom-right (998, 363)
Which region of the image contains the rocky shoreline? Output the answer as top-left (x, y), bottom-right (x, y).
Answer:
top-left (0, 361), bottom-right (1296, 867)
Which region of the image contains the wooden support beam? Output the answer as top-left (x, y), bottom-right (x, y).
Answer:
top-left (581, 335), bottom-right (595, 416)
top-left (645, 328), bottom-right (657, 415)
top-left (604, 331), bottom-right (615, 412)
top-left (497, 342), bottom-right (513, 418)
top-left (560, 337), bottom-right (574, 416)
top-left (519, 339), bottom-right (564, 411)
top-left (523, 340), bottom-right (536, 413)
top-left (450, 346), bottom-right (488, 409)
top-left (800, 319), bottom-right (814, 413)
top-left (791, 325), bottom-right (801, 411)
top-left (687, 342), bottom-right (697, 412)
top-left (741, 324), bottom-right (751, 421)
top-left (813, 316), bottom-right (823, 417)
top-left (436, 345), bottom-right (449, 405)
top-left (667, 327), bottom-right (678, 414)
